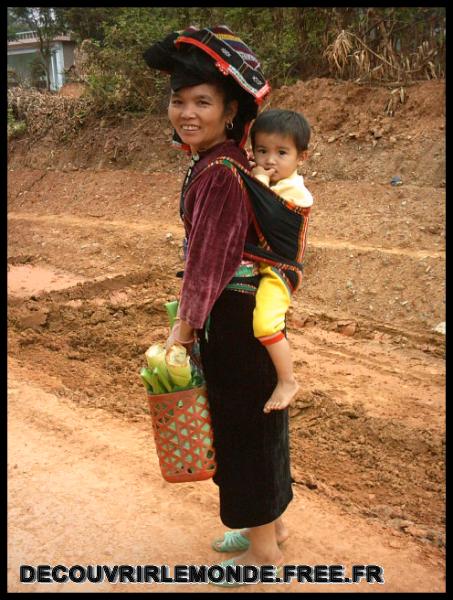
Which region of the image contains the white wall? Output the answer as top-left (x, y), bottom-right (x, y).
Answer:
top-left (8, 42), bottom-right (72, 90)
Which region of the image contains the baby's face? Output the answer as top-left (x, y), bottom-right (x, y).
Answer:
top-left (253, 132), bottom-right (301, 183)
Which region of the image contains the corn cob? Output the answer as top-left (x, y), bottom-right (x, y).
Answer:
top-left (145, 343), bottom-right (172, 392)
top-left (166, 343), bottom-right (192, 388)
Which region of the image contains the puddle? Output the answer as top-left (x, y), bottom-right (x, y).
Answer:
top-left (7, 264), bottom-right (87, 298)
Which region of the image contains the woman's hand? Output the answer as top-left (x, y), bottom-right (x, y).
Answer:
top-left (166, 319), bottom-right (195, 354)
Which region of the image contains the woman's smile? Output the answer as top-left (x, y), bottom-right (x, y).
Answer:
top-left (180, 124), bottom-right (201, 131)
top-left (168, 83), bottom-right (236, 153)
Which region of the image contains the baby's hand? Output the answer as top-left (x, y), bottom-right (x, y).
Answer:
top-left (246, 149), bottom-right (256, 170)
top-left (252, 165), bottom-right (276, 178)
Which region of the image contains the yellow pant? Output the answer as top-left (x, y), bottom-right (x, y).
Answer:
top-left (253, 263), bottom-right (291, 339)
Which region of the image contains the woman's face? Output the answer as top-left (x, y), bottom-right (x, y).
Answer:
top-left (168, 83), bottom-right (236, 154)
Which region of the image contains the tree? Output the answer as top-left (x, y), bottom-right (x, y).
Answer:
top-left (7, 7), bottom-right (33, 39)
top-left (9, 7), bottom-right (65, 91)
top-left (53, 7), bottom-right (121, 43)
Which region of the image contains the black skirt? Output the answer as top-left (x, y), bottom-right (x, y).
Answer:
top-left (198, 289), bottom-right (293, 528)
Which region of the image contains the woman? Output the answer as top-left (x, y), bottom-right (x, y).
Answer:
top-left (143, 26), bottom-right (292, 577)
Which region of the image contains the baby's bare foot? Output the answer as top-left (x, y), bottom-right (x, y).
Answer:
top-left (263, 380), bottom-right (299, 413)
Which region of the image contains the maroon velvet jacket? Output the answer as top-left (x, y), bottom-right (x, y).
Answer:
top-left (178, 139), bottom-right (258, 329)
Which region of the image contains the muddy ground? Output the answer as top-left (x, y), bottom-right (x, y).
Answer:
top-left (7, 78), bottom-right (445, 592)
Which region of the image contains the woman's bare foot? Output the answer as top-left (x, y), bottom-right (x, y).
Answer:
top-left (274, 518), bottom-right (290, 545)
top-left (238, 520), bottom-right (289, 545)
top-left (227, 520), bottom-right (286, 571)
top-left (263, 379), bottom-right (299, 413)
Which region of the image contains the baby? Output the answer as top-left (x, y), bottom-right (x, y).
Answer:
top-left (250, 109), bottom-right (313, 413)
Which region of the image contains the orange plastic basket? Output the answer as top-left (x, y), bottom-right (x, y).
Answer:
top-left (147, 385), bottom-right (217, 483)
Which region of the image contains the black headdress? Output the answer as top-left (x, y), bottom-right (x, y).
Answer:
top-left (143, 25), bottom-right (271, 149)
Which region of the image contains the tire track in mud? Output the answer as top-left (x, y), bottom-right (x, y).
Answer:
top-left (294, 332), bottom-right (444, 385)
top-left (8, 212), bottom-right (445, 259)
top-left (308, 238), bottom-right (444, 260)
top-left (289, 328), bottom-right (444, 432)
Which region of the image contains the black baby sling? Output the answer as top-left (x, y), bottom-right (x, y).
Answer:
top-left (180, 156), bottom-right (311, 294)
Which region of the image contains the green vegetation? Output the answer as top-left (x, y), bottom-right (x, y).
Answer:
top-left (7, 107), bottom-right (27, 140)
top-left (72, 7), bottom-right (446, 114)
top-left (8, 7), bottom-right (445, 117)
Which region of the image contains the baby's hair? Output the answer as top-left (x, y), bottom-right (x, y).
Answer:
top-left (251, 109), bottom-right (311, 152)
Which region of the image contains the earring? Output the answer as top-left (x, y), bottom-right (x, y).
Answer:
top-left (226, 120), bottom-right (234, 130)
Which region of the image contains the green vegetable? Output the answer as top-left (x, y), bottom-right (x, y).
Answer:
top-left (140, 367), bottom-right (165, 394)
top-left (141, 305), bottom-right (205, 394)
top-left (150, 369), bottom-right (167, 394)
top-left (140, 367), bottom-right (154, 388)
top-left (165, 300), bottom-right (179, 329)
top-left (140, 368), bottom-right (153, 392)
top-left (155, 361), bottom-right (172, 392)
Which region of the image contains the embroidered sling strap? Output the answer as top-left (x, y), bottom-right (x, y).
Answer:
top-left (188, 157), bottom-right (311, 294)
top-left (178, 155), bottom-right (262, 292)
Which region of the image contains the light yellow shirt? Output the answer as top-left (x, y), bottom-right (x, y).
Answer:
top-left (254, 169), bottom-right (314, 207)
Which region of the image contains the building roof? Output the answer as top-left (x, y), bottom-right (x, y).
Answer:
top-left (8, 31), bottom-right (75, 49)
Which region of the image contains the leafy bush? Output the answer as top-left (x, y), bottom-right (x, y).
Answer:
top-left (75, 7), bottom-right (444, 116)
top-left (9, 7), bottom-right (446, 119)
top-left (80, 8), bottom-right (183, 114)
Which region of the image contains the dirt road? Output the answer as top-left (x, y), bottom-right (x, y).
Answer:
top-left (7, 359), bottom-right (445, 593)
top-left (8, 78), bottom-right (445, 592)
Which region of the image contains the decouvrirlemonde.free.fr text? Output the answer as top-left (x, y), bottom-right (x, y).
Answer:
top-left (20, 564), bottom-right (385, 585)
